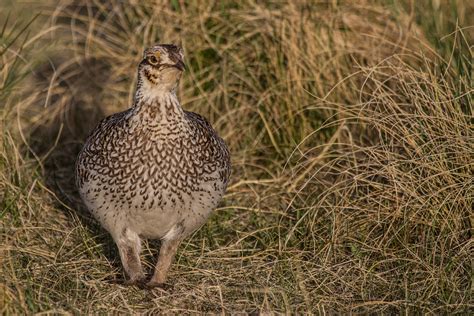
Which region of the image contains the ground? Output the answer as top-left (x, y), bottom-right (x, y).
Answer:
top-left (0, 0), bottom-right (472, 314)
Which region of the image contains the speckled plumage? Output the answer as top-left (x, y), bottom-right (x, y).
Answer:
top-left (75, 44), bottom-right (230, 287)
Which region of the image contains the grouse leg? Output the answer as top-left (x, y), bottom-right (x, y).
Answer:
top-left (147, 238), bottom-right (181, 288)
top-left (114, 228), bottom-right (146, 285)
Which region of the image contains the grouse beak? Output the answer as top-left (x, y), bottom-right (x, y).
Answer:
top-left (174, 59), bottom-right (185, 71)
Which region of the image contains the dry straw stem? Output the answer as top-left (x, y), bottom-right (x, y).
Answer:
top-left (1, 0), bottom-right (473, 314)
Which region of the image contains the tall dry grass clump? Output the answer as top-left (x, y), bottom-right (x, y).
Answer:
top-left (1, 0), bottom-right (472, 313)
top-left (285, 54), bottom-right (472, 311)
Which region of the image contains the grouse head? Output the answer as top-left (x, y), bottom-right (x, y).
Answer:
top-left (138, 44), bottom-right (185, 93)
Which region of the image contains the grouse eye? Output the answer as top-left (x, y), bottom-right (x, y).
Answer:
top-left (148, 55), bottom-right (159, 65)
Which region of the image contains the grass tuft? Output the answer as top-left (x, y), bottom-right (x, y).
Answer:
top-left (1, 0), bottom-right (472, 313)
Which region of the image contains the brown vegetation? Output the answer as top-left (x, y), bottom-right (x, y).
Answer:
top-left (1, 0), bottom-right (472, 313)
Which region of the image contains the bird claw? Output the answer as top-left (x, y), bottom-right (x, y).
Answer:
top-left (123, 276), bottom-right (147, 288)
top-left (145, 281), bottom-right (172, 290)
top-left (120, 276), bottom-right (172, 291)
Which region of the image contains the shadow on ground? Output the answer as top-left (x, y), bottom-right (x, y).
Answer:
top-left (27, 55), bottom-right (131, 279)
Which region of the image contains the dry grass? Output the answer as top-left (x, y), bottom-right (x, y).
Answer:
top-left (1, 0), bottom-right (472, 313)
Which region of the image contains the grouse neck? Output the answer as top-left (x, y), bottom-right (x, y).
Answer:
top-left (133, 88), bottom-right (184, 123)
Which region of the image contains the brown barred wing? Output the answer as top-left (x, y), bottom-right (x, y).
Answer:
top-left (184, 111), bottom-right (231, 186)
top-left (75, 110), bottom-right (131, 189)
